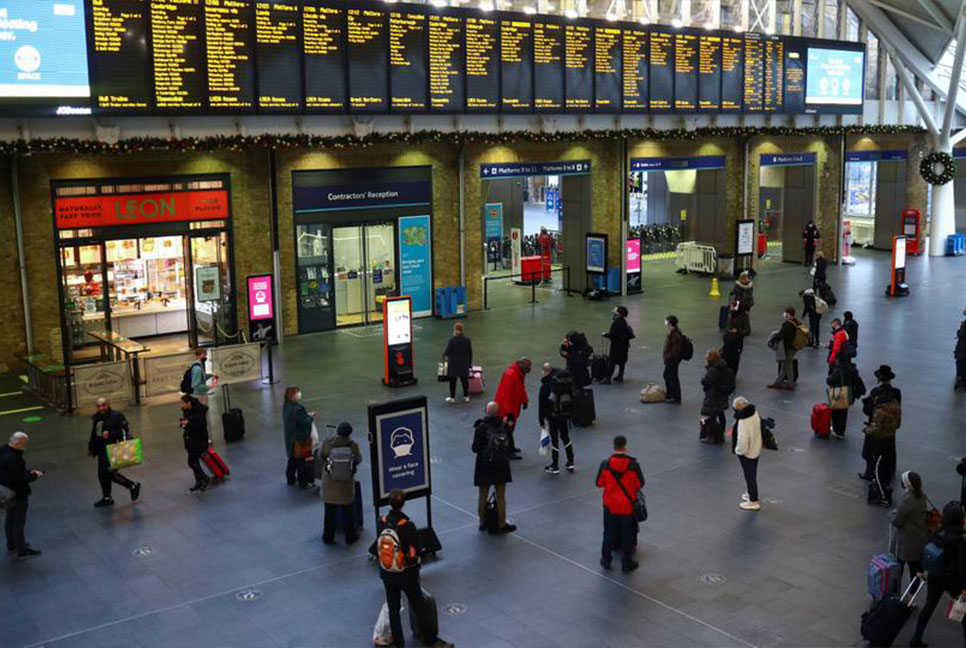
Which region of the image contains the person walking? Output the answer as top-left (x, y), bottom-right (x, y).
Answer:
top-left (180, 395), bottom-right (210, 492)
top-left (955, 306), bottom-right (966, 390)
top-left (825, 358), bottom-right (866, 440)
top-left (186, 347), bottom-right (216, 405)
top-left (283, 386), bottom-right (315, 488)
top-left (908, 502), bottom-right (966, 648)
top-left (662, 315), bottom-right (686, 404)
top-left (376, 489), bottom-right (449, 648)
top-left (860, 365), bottom-right (902, 494)
top-left (559, 332), bottom-right (592, 388)
top-left (802, 220), bottom-right (821, 267)
top-left (699, 349), bottom-right (734, 445)
top-left (767, 307), bottom-right (801, 390)
top-left (0, 432), bottom-right (44, 560)
top-left (890, 471), bottom-right (929, 585)
top-left (732, 397), bottom-right (763, 511)
top-left (812, 250), bottom-right (828, 290)
top-left (721, 297), bottom-right (751, 377)
top-left (472, 402), bottom-right (516, 534)
top-left (595, 435), bottom-right (644, 573)
top-left (320, 422), bottom-right (362, 545)
top-left (442, 322), bottom-right (473, 403)
top-left (603, 306), bottom-right (635, 383)
top-left (801, 288), bottom-right (823, 348)
top-left (538, 364), bottom-right (575, 474)
top-left (88, 397), bottom-right (141, 507)
top-left (493, 358), bottom-right (531, 460)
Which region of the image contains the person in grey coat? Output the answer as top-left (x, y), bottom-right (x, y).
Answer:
top-left (442, 322), bottom-right (473, 402)
top-left (890, 470), bottom-right (929, 584)
top-left (320, 422), bottom-right (362, 545)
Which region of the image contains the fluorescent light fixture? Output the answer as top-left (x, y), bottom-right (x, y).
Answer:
top-left (639, 16), bottom-right (650, 25)
top-left (704, 21), bottom-right (714, 30)
top-left (565, 9), bottom-right (578, 18)
top-left (431, 0), bottom-right (447, 6)
top-left (605, 12), bottom-right (618, 21)
top-left (523, 5), bottom-right (536, 14)
top-left (479, 0), bottom-right (494, 9)
top-left (733, 24), bottom-right (745, 32)
top-left (671, 18), bottom-right (683, 28)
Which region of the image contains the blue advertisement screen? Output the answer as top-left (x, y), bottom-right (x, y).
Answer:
top-left (805, 47), bottom-right (863, 106)
top-left (0, 1), bottom-right (90, 103)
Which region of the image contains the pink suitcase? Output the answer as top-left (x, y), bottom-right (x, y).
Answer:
top-left (468, 366), bottom-right (485, 395)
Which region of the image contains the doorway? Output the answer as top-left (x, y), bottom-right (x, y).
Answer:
top-left (758, 155), bottom-right (816, 263)
top-left (482, 174), bottom-right (564, 277)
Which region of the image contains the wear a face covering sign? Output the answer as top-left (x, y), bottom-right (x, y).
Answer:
top-left (369, 398), bottom-right (431, 504)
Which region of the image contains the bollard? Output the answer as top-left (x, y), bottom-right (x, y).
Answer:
top-left (709, 277), bottom-right (721, 297)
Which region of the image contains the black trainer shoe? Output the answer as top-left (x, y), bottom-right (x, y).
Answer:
top-left (599, 559), bottom-right (612, 571)
top-left (131, 482), bottom-right (141, 502)
top-left (500, 524), bottom-right (517, 534)
top-left (566, 463), bottom-right (576, 472)
top-left (544, 465), bottom-right (560, 474)
top-left (16, 548), bottom-right (41, 560)
top-left (93, 497), bottom-right (114, 508)
top-left (621, 560), bottom-right (640, 573)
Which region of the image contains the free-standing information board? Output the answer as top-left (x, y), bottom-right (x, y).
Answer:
top-left (887, 236), bottom-right (909, 297)
top-left (383, 296), bottom-right (417, 387)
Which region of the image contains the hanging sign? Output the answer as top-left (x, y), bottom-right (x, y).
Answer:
top-left (760, 153), bottom-right (816, 166)
top-left (629, 156), bottom-right (726, 172)
top-left (480, 160), bottom-right (591, 179)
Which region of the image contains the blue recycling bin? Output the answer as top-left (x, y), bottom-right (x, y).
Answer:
top-left (946, 233), bottom-right (965, 256)
top-left (435, 286), bottom-right (467, 319)
top-left (606, 267), bottom-right (621, 293)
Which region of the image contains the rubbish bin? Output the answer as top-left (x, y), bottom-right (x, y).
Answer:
top-left (716, 254), bottom-right (734, 279)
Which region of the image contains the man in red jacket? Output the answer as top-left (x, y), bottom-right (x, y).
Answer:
top-left (595, 435), bottom-right (644, 573)
top-left (494, 358), bottom-right (531, 460)
top-left (827, 317), bottom-right (849, 371)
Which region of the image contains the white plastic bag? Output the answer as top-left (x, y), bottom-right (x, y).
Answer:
top-left (947, 596), bottom-right (966, 623)
top-left (372, 602), bottom-right (401, 646)
top-left (310, 422), bottom-right (320, 451)
top-left (539, 428), bottom-right (551, 456)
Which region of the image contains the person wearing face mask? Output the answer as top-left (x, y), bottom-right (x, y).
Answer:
top-left (283, 386), bottom-right (315, 488)
top-left (955, 306), bottom-right (966, 390)
top-left (88, 398), bottom-right (141, 508)
top-left (662, 315), bottom-right (685, 404)
top-left (826, 317), bottom-right (850, 371)
top-left (908, 502), bottom-right (966, 648)
top-left (603, 306), bottom-right (634, 383)
top-left (320, 422), bottom-right (362, 545)
top-left (825, 356), bottom-right (865, 440)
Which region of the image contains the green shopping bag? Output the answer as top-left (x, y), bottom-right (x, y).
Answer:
top-left (106, 436), bottom-right (143, 471)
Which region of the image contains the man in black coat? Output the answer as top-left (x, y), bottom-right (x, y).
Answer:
top-left (843, 311), bottom-right (859, 354)
top-left (472, 402), bottom-right (515, 534)
top-left (802, 220), bottom-right (821, 266)
top-left (538, 364), bottom-right (575, 474)
top-left (956, 308), bottom-right (966, 390)
top-left (860, 365), bottom-right (901, 485)
top-left (180, 395), bottom-right (210, 492)
top-left (0, 432), bottom-right (44, 560)
top-left (89, 398), bottom-right (141, 508)
top-left (442, 322), bottom-right (473, 402)
top-left (603, 306), bottom-right (635, 383)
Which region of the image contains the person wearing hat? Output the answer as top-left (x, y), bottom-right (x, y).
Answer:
top-left (320, 422), bottom-right (362, 545)
top-left (603, 305), bottom-right (635, 383)
top-left (860, 365), bottom-right (902, 491)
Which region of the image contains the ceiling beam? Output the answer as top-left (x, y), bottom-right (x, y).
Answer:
top-left (913, 0), bottom-right (953, 32)
top-left (866, 0), bottom-right (949, 32)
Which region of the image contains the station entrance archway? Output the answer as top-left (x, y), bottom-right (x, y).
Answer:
top-left (759, 154), bottom-right (816, 263)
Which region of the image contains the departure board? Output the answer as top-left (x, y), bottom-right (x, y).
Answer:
top-left (255, 2), bottom-right (301, 111)
top-left (673, 31), bottom-right (698, 111)
top-left (698, 34), bottom-right (721, 112)
top-left (428, 13), bottom-right (463, 112)
top-left (763, 35), bottom-right (783, 112)
top-left (783, 38), bottom-right (806, 114)
top-left (621, 27), bottom-right (647, 111)
top-left (347, 7), bottom-right (387, 112)
top-left (205, 0), bottom-right (255, 112)
top-left (151, 0), bottom-right (207, 111)
top-left (743, 32), bottom-right (764, 112)
top-left (721, 35), bottom-right (743, 112)
top-left (304, 1), bottom-right (345, 112)
top-left (501, 19), bottom-right (532, 112)
top-left (533, 20), bottom-right (564, 111)
top-left (87, 0), bottom-right (151, 112)
top-left (594, 25), bottom-right (621, 112)
top-left (389, 10), bottom-right (428, 112)
top-left (649, 29), bottom-right (673, 112)
top-left (564, 24), bottom-right (592, 111)
top-left (465, 16), bottom-right (498, 111)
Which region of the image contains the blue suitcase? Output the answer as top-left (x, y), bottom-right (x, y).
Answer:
top-left (868, 553), bottom-right (902, 600)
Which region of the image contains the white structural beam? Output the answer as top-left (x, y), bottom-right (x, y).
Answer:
top-left (941, 11), bottom-right (966, 138)
top-left (952, 127), bottom-right (966, 145)
top-left (888, 50), bottom-right (940, 134)
top-left (866, 0), bottom-right (947, 31)
top-left (913, 0), bottom-right (954, 32)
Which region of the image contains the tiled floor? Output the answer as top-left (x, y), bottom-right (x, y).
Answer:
top-left (3, 249), bottom-right (966, 648)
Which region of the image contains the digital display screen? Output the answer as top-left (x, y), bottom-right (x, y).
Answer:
top-left (593, 25), bottom-right (621, 112)
top-left (698, 34), bottom-right (721, 112)
top-left (564, 23), bottom-right (592, 111)
top-left (247, 274), bottom-right (275, 321)
top-left (533, 19), bottom-right (563, 111)
top-left (621, 26), bottom-right (647, 111)
top-left (465, 15), bottom-right (498, 111)
top-left (763, 35), bottom-right (783, 112)
top-left (304, 1), bottom-right (345, 112)
top-left (347, 7), bottom-right (387, 112)
top-left (648, 29), bottom-right (672, 112)
top-left (806, 46), bottom-right (864, 109)
top-left (87, 0), bottom-right (149, 113)
top-left (783, 37), bottom-right (805, 114)
top-left (428, 12), bottom-right (463, 112)
top-left (151, 0), bottom-right (206, 112)
top-left (254, 1), bottom-right (301, 112)
top-left (205, 0), bottom-right (255, 112)
top-left (743, 32), bottom-right (764, 112)
top-left (0, 0), bottom-right (91, 115)
top-left (389, 9), bottom-right (427, 112)
top-left (674, 31), bottom-right (698, 111)
top-left (721, 35), bottom-right (743, 112)
top-left (385, 298), bottom-right (412, 345)
top-left (500, 18), bottom-right (532, 112)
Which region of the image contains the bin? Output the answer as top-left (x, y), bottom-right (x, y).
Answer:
top-left (946, 233), bottom-right (965, 257)
top-left (716, 254), bottom-right (734, 279)
top-left (435, 286), bottom-right (467, 319)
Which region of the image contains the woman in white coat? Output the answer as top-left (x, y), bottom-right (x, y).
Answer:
top-left (732, 396), bottom-right (763, 511)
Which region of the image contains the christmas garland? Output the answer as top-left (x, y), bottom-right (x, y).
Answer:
top-left (919, 151), bottom-right (956, 185)
top-left (0, 124), bottom-right (924, 156)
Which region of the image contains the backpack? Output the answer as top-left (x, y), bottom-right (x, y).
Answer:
top-left (814, 296), bottom-right (829, 314)
top-left (793, 323), bottom-right (809, 351)
top-left (326, 445), bottom-right (355, 482)
top-left (377, 517), bottom-right (409, 573)
top-left (481, 425), bottom-right (510, 464)
top-left (550, 371), bottom-right (574, 417)
top-left (680, 334), bottom-right (694, 361)
top-left (921, 541), bottom-right (945, 575)
top-left (180, 362), bottom-right (201, 394)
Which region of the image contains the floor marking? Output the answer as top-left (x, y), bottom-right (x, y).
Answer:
top-left (0, 406), bottom-right (43, 417)
top-left (0, 390), bottom-right (23, 398)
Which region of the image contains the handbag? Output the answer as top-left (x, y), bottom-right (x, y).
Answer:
top-left (106, 433), bottom-right (142, 471)
top-left (827, 385), bottom-right (851, 410)
top-left (293, 439), bottom-right (313, 459)
top-left (761, 417), bottom-right (779, 451)
top-left (437, 360), bottom-right (449, 383)
top-left (947, 596), bottom-right (966, 623)
top-left (608, 467), bottom-right (648, 522)
top-left (925, 496), bottom-right (943, 533)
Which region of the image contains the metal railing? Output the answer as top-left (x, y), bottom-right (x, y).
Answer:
top-left (483, 266), bottom-right (575, 309)
top-left (675, 242), bottom-right (718, 275)
top-left (21, 354), bottom-right (71, 411)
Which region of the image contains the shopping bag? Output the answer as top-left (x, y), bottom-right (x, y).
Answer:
top-left (538, 428), bottom-right (550, 456)
top-left (372, 602), bottom-right (399, 646)
top-left (947, 596), bottom-right (966, 623)
top-left (310, 422), bottom-right (320, 451)
top-left (437, 361), bottom-right (449, 382)
top-left (106, 436), bottom-right (142, 471)
top-left (827, 385), bottom-right (851, 410)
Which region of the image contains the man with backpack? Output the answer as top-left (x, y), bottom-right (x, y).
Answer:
top-left (662, 315), bottom-right (690, 404)
top-left (182, 348), bottom-right (217, 405)
top-left (538, 364), bottom-right (575, 475)
top-left (377, 489), bottom-right (449, 648)
top-left (595, 435), bottom-right (645, 573)
top-left (472, 402), bottom-right (515, 534)
top-left (320, 422), bottom-right (362, 545)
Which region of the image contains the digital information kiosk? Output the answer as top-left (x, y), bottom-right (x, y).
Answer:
top-left (383, 296), bottom-right (417, 387)
top-left (887, 236), bottom-right (910, 297)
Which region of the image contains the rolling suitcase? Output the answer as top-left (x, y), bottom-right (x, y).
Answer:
top-left (221, 385), bottom-right (245, 442)
top-left (468, 366), bottom-right (485, 395)
top-left (811, 403), bottom-right (832, 438)
top-left (571, 387), bottom-right (596, 427)
top-left (408, 588), bottom-right (439, 644)
top-left (861, 577), bottom-right (924, 647)
top-left (718, 305), bottom-right (730, 331)
top-left (591, 354), bottom-right (612, 382)
top-left (868, 552), bottom-right (902, 600)
top-left (334, 480), bottom-right (365, 532)
top-left (202, 448), bottom-right (230, 479)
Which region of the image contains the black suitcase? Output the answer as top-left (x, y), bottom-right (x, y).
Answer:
top-left (718, 305), bottom-right (730, 331)
top-left (220, 385), bottom-right (245, 442)
top-left (861, 577), bottom-right (923, 647)
top-left (571, 387), bottom-right (596, 427)
top-left (819, 283), bottom-right (838, 306)
top-left (592, 354), bottom-right (612, 382)
top-left (334, 480), bottom-right (364, 531)
top-left (409, 588), bottom-right (439, 644)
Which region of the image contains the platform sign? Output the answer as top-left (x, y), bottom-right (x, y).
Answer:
top-left (246, 274), bottom-right (276, 342)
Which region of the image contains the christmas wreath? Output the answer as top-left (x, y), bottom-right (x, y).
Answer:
top-left (920, 151), bottom-right (956, 185)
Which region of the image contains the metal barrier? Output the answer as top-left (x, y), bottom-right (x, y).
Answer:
top-left (483, 266), bottom-right (575, 310)
top-left (675, 242), bottom-right (718, 275)
top-left (22, 354), bottom-right (71, 411)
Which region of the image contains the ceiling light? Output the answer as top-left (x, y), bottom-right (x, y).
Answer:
top-left (733, 24), bottom-right (745, 32)
top-left (606, 12), bottom-right (618, 21)
top-left (479, 1), bottom-right (493, 10)
top-left (671, 18), bottom-right (683, 28)
top-left (565, 9), bottom-right (578, 18)
top-left (639, 16), bottom-right (650, 25)
top-left (704, 21), bottom-right (714, 30)
top-left (431, 0), bottom-right (447, 6)
top-left (523, 6), bottom-right (536, 14)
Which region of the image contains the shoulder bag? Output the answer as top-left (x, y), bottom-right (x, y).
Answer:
top-left (608, 467), bottom-right (648, 522)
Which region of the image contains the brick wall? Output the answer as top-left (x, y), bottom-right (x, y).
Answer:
top-left (0, 161), bottom-right (26, 370)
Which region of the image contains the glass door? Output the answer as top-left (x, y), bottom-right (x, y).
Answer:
top-left (60, 243), bottom-right (108, 360)
top-left (296, 223), bottom-right (335, 333)
top-left (189, 232), bottom-right (232, 346)
top-left (365, 222), bottom-right (397, 324)
top-left (331, 222), bottom-right (398, 328)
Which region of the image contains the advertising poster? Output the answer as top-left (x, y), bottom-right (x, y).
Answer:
top-left (195, 266), bottom-right (221, 302)
top-left (398, 215), bottom-right (433, 317)
top-left (372, 401), bottom-right (430, 502)
top-left (586, 235), bottom-right (606, 273)
top-left (510, 228), bottom-right (522, 277)
top-left (626, 238), bottom-right (641, 274)
top-left (485, 203), bottom-right (503, 264)
top-left (247, 275), bottom-right (274, 321)
top-left (737, 220), bottom-right (755, 256)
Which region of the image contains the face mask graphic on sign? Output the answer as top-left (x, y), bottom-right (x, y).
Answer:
top-left (390, 427), bottom-right (415, 459)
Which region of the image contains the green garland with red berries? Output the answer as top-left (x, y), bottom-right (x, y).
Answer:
top-left (919, 151), bottom-right (956, 185)
top-left (0, 124), bottom-right (925, 156)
